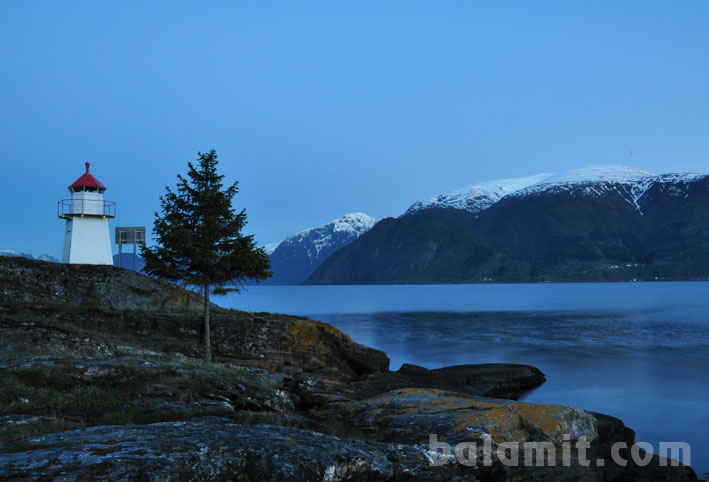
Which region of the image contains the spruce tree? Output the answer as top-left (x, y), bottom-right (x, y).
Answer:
top-left (142, 149), bottom-right (271, 361)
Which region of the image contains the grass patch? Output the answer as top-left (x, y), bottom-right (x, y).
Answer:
top-left (3, 301), bottom-right (161, 325)
top-left (319, 417), bottom-right (368, 441)
top-left (233, 411), bottom-right (284, 426)
top-left (99, 408), bottom-right (193, 425)
top-left (184, 373), bottom-right (219, 399)
top-left (5, 301), bottom-right (88, 317)
top-left (126, 285), bottom-right (158, 296)
top-left (0, 362), bottom-right (270, 413)
top-left (155, 342), bottom-right (187, 354)
top-left (12, 366), bottom-right (75, 391)
top-left (0, 417), bottom-right (84, 443)
top-left (45, 386), bottom-right (128, 411)
top-left (177, 361), bottom-right (279, 389)
top-left (252, 311), bottom-right (312, 322)
top-left (0, 365), bottom-right (138, 412)
top-left (99, 408), bottom-right (233, 425)
top-left (230, 411), bottom-right (368, 441)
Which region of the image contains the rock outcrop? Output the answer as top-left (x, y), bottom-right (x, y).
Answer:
top-left (0, 259), bottom-right (699, 481)
top-left (352, 363), bottom-right (546, 400)
top-left (0, 256), bottom-right (205, 311)
top-left (212, 314), bottom-right (390, 378)
top-left (311, 387), bottom-right (598, 445)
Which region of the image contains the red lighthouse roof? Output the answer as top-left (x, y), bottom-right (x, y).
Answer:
top-left (69, 162), bottom-right (106, 192)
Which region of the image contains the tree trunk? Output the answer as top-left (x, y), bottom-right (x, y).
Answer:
top-left (203, 282), bottom-right (211, 362)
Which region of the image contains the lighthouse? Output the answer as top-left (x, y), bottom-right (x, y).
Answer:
top-left (58, 162), bottom-right (116, 265)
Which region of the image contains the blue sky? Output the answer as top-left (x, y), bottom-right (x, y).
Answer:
top-left (2, 1), bottom-right (709, 257)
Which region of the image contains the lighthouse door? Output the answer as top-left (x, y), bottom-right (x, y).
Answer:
top-left (62, 220), bottom-right (73, 264)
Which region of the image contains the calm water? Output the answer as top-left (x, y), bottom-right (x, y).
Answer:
top-left (222, 283), bottom-right (709, 475)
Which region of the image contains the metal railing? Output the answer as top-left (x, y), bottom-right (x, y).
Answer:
top-left (57, 199), bottom-right (116, 218)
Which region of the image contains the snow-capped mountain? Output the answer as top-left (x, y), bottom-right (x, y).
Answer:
top-left (0, 250), bottom-right (59, 263)
top-left (404, 173), bottom-right (554, 215)
top-left (405, 164), bottom-right (708, 217)
top-left (264, 213), bottom-right (378, 285)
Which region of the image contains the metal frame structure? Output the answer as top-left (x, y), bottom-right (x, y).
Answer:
top-left (58, 199), bottom-right (116, 219)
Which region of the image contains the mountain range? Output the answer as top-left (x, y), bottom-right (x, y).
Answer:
top-left (304, 165), bottom-right (709, 284)
top-left (0, 250), bottom-right (59, 263)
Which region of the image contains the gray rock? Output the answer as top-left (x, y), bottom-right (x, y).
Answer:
top-left (0, 418), bottom-right (399, 481)
top-left (0, 256), bottom-right (204, 312)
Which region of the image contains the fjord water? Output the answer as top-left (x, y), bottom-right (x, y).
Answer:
top-left (223, 283), bottom-right (709, 475)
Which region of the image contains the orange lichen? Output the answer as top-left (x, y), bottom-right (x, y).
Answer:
top-left (330, 388), bottom-right (595, 446)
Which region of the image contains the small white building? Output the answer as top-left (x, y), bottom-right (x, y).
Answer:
top-left (58, 162), bottom-right (116, 265)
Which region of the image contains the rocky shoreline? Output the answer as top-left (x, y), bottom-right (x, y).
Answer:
top-left (0, 256), bottom-right (700, 481)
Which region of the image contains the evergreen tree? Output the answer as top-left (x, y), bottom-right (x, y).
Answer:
top-left (142, 149), bottom-right (271, 361)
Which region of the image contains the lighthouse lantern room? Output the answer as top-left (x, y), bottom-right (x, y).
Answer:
top-left (58, 162), bottom-right (116, 265)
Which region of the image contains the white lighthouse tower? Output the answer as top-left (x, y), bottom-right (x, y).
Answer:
top-left (58, 162), bottom-right (116, 265)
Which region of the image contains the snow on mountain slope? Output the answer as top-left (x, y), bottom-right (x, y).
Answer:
top-left (534, 164), bottom-right (656, 185)
top-left (404, 173), bottom-right (555, 215)
top-left (406, 165), bottom-right (708, 218)
top-left (0, 250), bottom-right (59, 263)
top-left (280, 212), bottom-right (378, 260)
top-left (264, 242), bottom-right (280, 255)
top-left (653, 172), bottom-right (708, 184)
top-left (264, 213), bottom-right (378, 284)
top-left (515, 165), bottom-right (655, 195)
top-left (512, 164), bottom-right (707, 215)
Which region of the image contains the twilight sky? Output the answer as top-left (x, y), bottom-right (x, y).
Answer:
top-left (1, 1), bottom-right (709, 257)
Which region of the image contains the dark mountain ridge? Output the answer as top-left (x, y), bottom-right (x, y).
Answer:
top-left (306, 173), bottom-right (709, 284)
